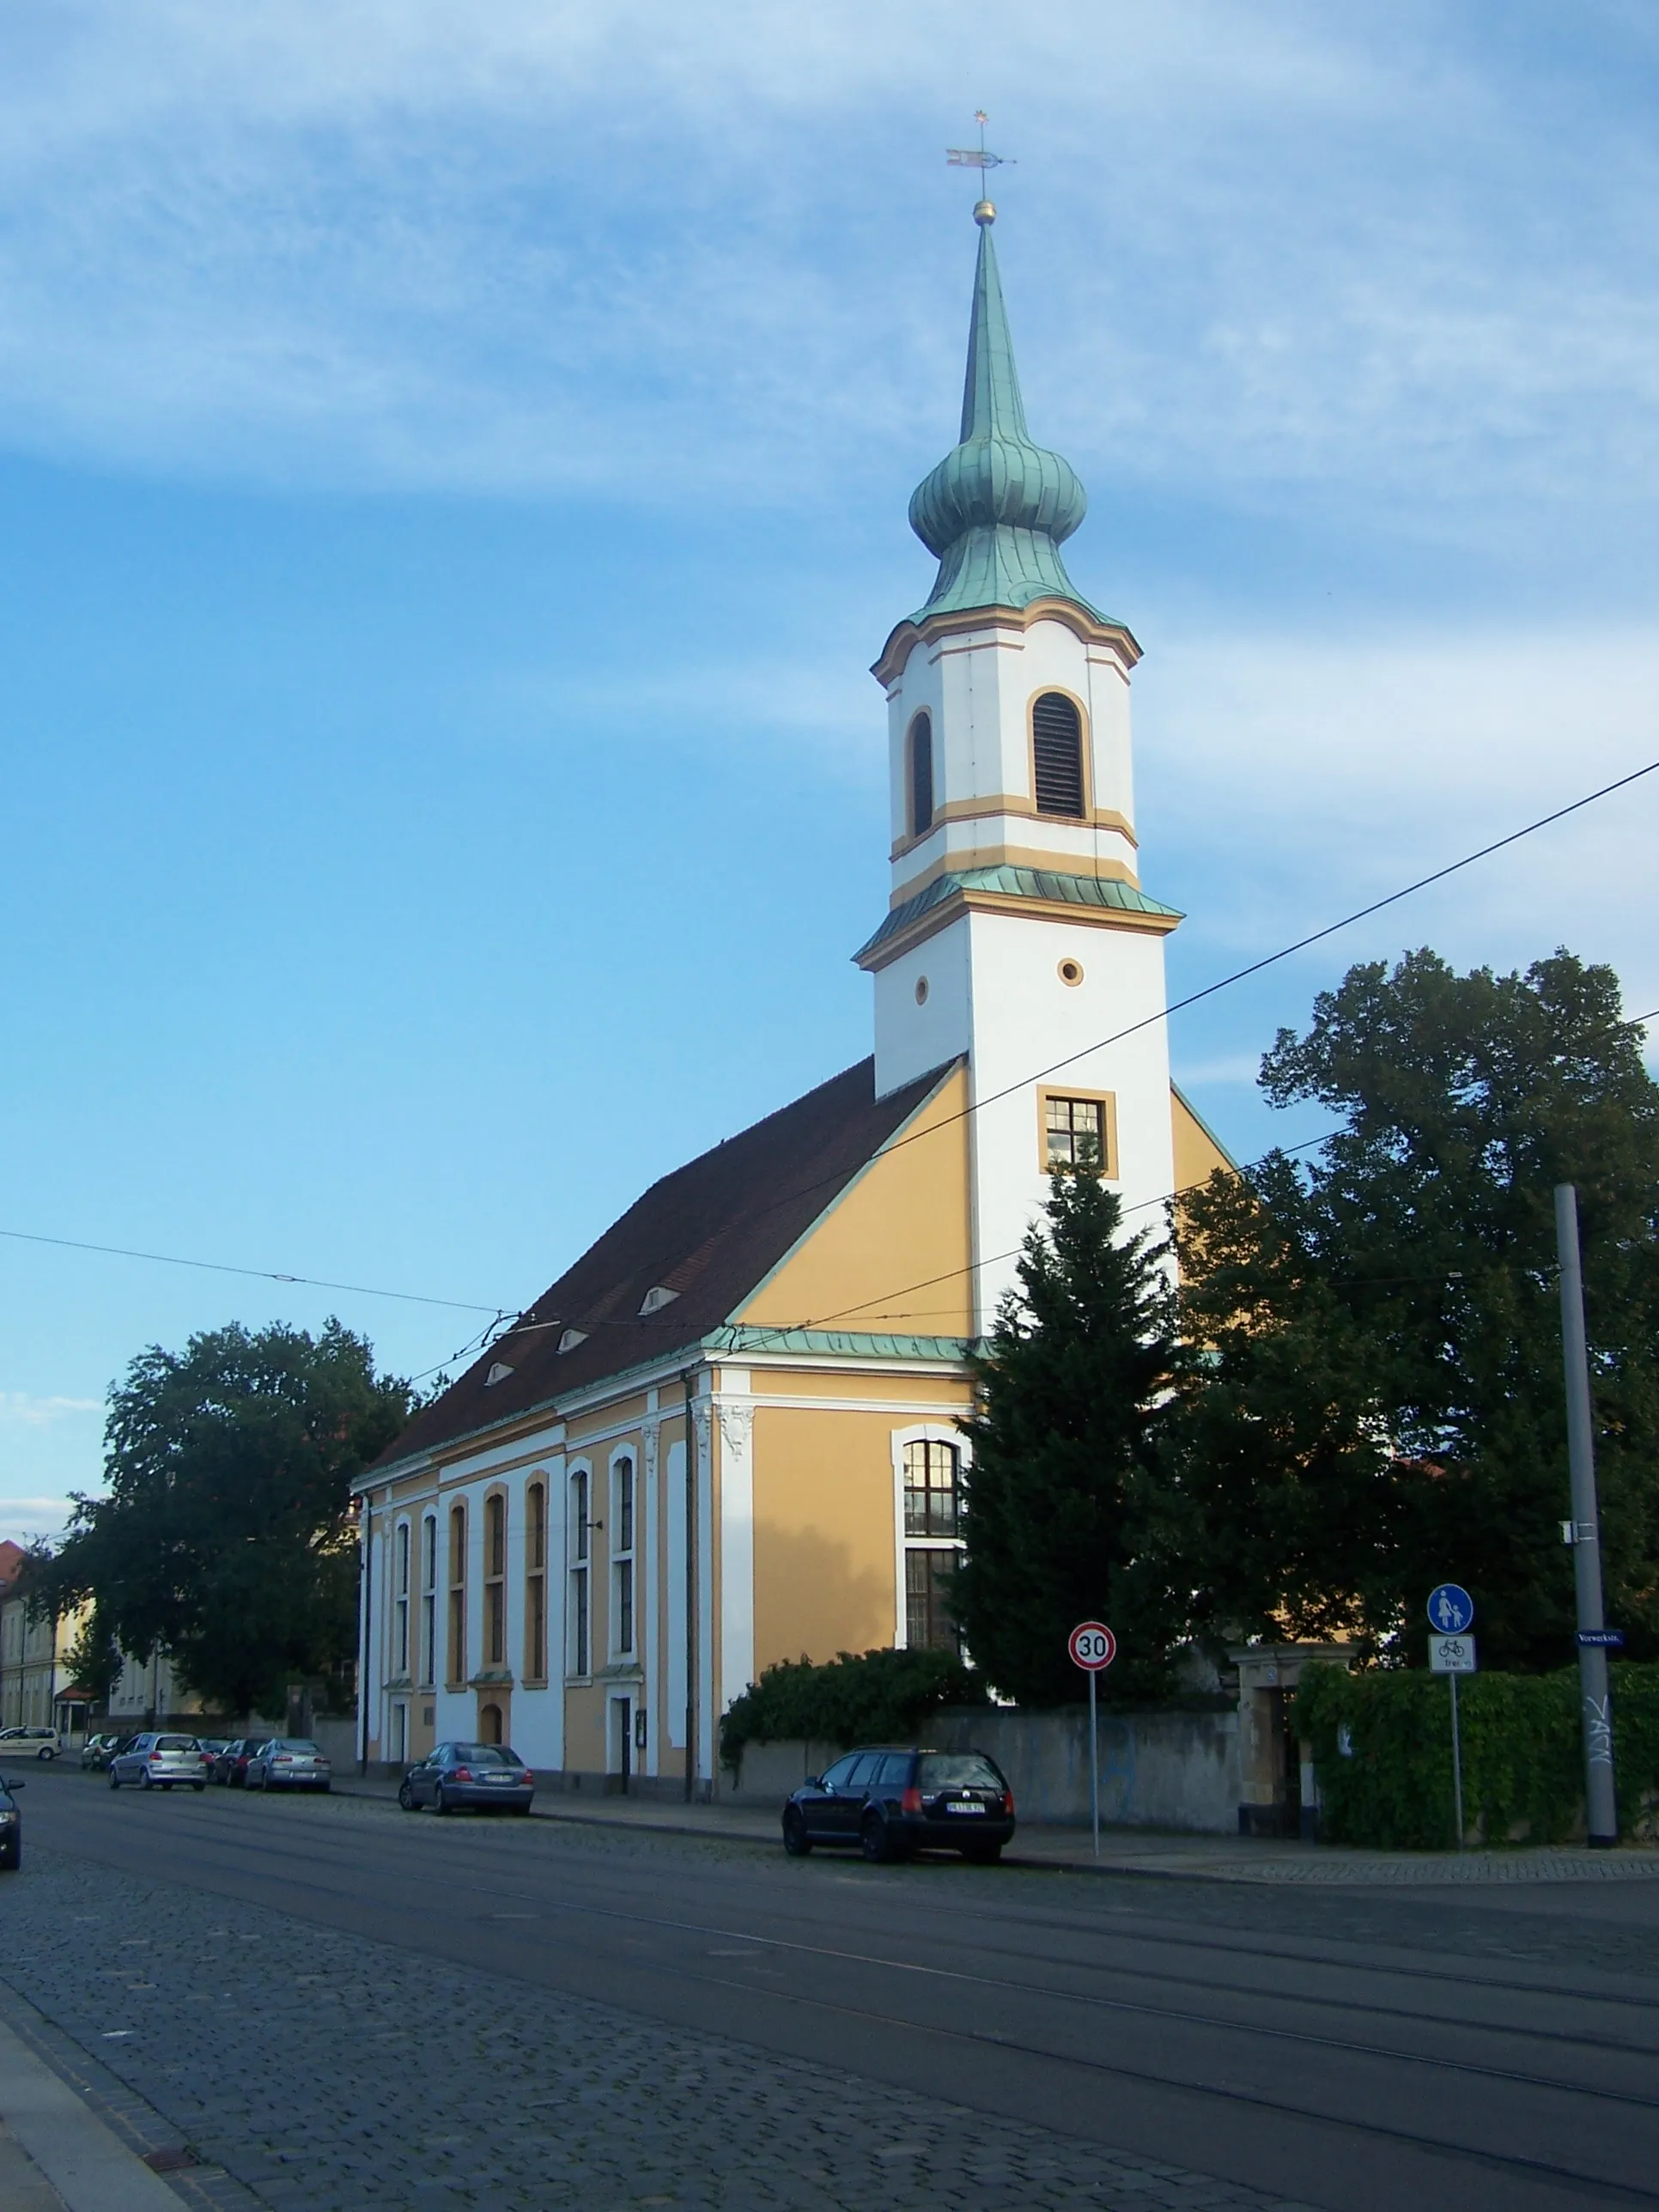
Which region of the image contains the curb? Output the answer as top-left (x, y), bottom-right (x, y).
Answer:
top-left (0, 2010), bottom-right (183, 2212)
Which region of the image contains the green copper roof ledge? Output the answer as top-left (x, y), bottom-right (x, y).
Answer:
top-left (854, 866), bottom-right (1183, 965)
top-left (908, 210), bottom-right (1115, 627)
top-left (709, 1327), bottom-right (975, 1363)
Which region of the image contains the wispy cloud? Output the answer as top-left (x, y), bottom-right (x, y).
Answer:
top-left (0, 1393), bottom-right (101, 1429)
top-left (2, 2), bottom-right (1658, 546)
top-left (1138, 621), bottom-right (1659, 1039)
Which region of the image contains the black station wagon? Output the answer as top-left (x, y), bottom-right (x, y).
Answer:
top-left (781, 1746), bottom-right (1015, 1863)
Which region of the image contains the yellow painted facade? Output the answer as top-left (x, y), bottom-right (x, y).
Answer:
top-left (356, 1078), bottom-right (1220, 1796)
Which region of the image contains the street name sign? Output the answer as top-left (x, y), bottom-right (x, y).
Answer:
top-left (1577, 1629), bottom-right (1625, 1649)
top-left (1430, 1634), bottom-right (1477, 1674)
top-left (1427, 1584), bottom-right (1474, 1635)
top-left (1069, 1621), bottom-right (1116, 1671)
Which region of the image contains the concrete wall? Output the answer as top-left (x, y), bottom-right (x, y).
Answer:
top-left (725, 1704), bottom-right (1241, 1834)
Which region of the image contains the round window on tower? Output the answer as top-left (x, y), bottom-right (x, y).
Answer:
top-left (1058, 959), bottom-right (1084, 988)
top-left (915, 975), bottom-right (930, 1006)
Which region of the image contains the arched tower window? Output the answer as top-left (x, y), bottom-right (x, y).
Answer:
top-left (908, 712), bottom-right (934, 837)
top-left (1032, 692), bottom-right (1085, 818)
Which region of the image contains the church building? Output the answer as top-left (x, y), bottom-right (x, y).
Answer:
top-left (353, 201), bottom-right (1230, 1791)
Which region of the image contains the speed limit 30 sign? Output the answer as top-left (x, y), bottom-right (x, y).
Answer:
top-left (1069, 1620), bottom-right (1116, 1671)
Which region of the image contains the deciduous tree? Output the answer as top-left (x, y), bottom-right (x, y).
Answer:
top-left (36, 1320), bottom-right (414, 1717)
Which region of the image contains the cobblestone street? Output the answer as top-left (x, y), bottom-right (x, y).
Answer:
top-left (3, 1847), bottom-right (1303, 2212)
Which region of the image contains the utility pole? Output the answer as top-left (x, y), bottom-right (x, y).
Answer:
top-left (683, 1367), bottom-right (698, 1804)
top-left (1554, 1183), bottom-right (1619, 1848)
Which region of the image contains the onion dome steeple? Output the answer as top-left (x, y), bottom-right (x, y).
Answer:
top-left (908, 204), bottom-right (1100, 623)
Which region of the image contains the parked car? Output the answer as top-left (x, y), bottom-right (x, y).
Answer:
top-left (107, 1733), bottom-right (209, 1791)
top-left (0, 1727), bottom-right (60, 1760)
top-left (212, 1738), bottom-right (268, 1787)
top-left (781, 1746), bottom-right (1016, 1863)
top-left (398, 1742), bottom-right (534, 1815)
top-left (80, 1733), bottom-right (120, 1770)
top-left (244, 1739), bottom-right (331, 1793)
top-left (197, 1737), bottom-right (232, 1769)
top-left (0, 1771), bottom-right (26, 1869)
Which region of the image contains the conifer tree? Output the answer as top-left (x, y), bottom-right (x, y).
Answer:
top-left (951, 1149), bottom-right (1182, 1706)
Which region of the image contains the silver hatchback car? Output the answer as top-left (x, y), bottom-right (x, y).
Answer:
top-left (108, 1733), bottom-right (208, 1792)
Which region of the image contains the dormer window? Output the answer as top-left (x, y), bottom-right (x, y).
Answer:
top-left (556, 1328), bottom-right (588, 1354)
top-left (1032, 692), bottom-right (1085, 818)
top-left (638, 1285), bottom-right (679, 1316)
top-left (484, 1361), bottom-right (514, 1387)
top-left (908, 711), bottom-right (934, 837)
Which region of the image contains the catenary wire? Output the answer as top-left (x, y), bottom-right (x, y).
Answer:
top-left (3, 767), bottom-right (1655, 1358)
top-left (0, 1224), bottom-right (501, 1315)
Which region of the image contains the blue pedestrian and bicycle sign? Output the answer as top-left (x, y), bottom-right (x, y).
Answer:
top-left (1427, 1583), bottom-right (1474, 1635)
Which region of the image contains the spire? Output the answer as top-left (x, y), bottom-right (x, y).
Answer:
top-left (908, 209), bottom-right (1098, 623)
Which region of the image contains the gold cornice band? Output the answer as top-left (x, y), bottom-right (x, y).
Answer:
top-left (872, 597), bottom-right (1144, 690)
top-left (890, 795), bottom-right (1139, 864)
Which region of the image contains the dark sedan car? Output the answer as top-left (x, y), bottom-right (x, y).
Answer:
top-left (398, 1742), bottom-right (534, 1815)
top-left (782, 1746), bottom-right (1016, 1863)
top-left (0, 1771), bottom-right (25, 1870)
top-left (212, 1738), bottom-right (268, 1788)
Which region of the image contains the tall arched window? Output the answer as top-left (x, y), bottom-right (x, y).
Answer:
top-left (611, 1455), bottom-right (635, 1658)
top-left (902, 1438), bottom-right (963, 1652)
top-left (525, 1480), bottom-right (547, 1682)
top-left (447, 1504), bottom-right (467, 1687)
top-left (908, 712), bottom-right (934, 837)
top-left (568, 1469), bottom-right (591, 1677)
top-left (1032, 692), bottom-right (1085, 817)
top-left (483, 1492), bottom-right (507, 1668)
top-left (393, 1521), bottom-right (410, 1678)
top-left (419, 1514), bottom-right (438, 1687)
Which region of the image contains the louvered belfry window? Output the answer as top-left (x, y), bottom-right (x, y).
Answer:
top-left (1032, 692), bottom-right (1085, 817)
top-left (908, 712), bottom-right (934, 837)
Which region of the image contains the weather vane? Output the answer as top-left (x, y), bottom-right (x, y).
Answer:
top-left (946, 111), bottom-right (1013, 222)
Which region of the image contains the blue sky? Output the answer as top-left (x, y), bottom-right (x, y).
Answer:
top-left (4, 1), bottom-right (1658, 1536)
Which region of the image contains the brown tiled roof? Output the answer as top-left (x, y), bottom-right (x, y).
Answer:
top-left (368, 1055), bottom-right (956, 1475)
top-left (0, 1540), bottom-right (27, 1591)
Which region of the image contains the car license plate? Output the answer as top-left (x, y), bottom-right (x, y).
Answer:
top-left (945, 1801), bottom-right (986, 1814)
top-left (484, 1774), bottom-right (514, 1784)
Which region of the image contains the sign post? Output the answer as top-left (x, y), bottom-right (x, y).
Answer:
top-left (1427, 1584), bottom-right (1475, 1849)
top-left (1068, 1620), bottom-right (1116, 1860)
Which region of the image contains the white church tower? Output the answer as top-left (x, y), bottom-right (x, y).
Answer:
top-left (856, 199), bottom-right (1182, 1328)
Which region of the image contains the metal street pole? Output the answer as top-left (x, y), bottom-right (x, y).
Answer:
top-left (1448, 1673), bottom-right (1464, 1850)
top-left (1554, 1183), bottom-right (1619, 1847)
top-left (1088, 1668), bottom-right (1100, 1862)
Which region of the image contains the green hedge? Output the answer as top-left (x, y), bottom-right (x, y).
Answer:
top-left (719, 1646), bottom-right (986, 1774)
top-left (1294, 1661), bottom-right (1659, 1850)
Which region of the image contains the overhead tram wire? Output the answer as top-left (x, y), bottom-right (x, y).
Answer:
top-left (501, 748), bottom-right (1659, 1340)
top-left (6, 765), bottom-right (1655, 1366)
top-left (712, 999), bottom-right (1659, 1352)
top-left (0, 1224), bottom-right (502, 1316)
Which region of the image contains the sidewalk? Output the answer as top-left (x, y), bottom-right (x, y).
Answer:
top-left (0, 2012), bottom-right (185, 2212)
top-left (331, 1772), bottom-right (1659, 1884)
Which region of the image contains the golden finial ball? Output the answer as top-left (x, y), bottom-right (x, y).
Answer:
top-left (974, 199), bottom-right (996, 225)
